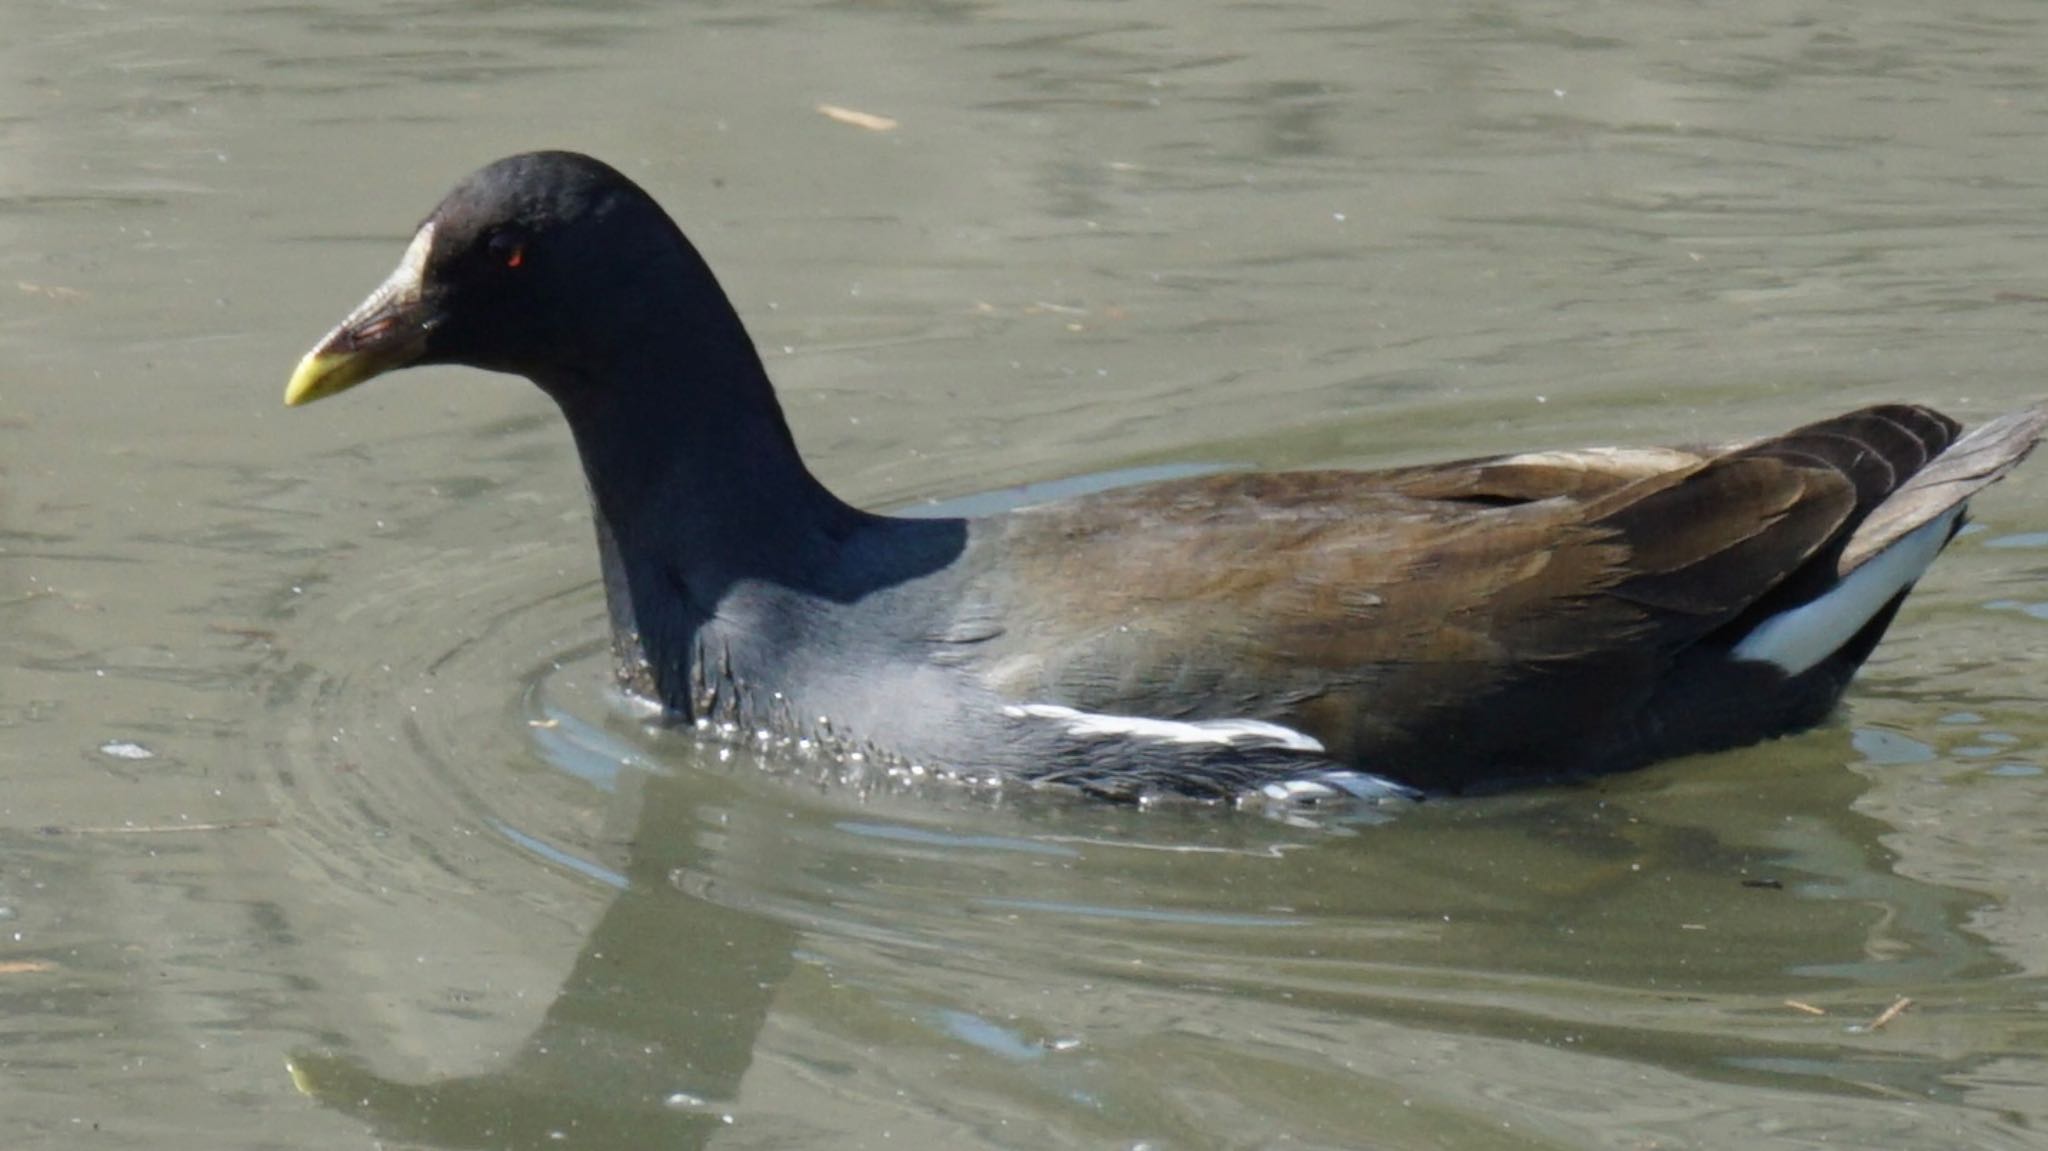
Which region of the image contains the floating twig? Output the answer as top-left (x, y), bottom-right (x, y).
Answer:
top-left (1867, 996), bottom-right (1913, 1031)
top-left (17, 281), bottom-right (88, 302)
top-left (817, 104), bottom-right (898, 132)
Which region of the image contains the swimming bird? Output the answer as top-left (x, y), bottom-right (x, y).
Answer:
top-left (285, 150), bottom-right (2044, 804)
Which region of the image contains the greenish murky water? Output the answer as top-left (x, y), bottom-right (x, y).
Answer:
top-left (3, 2), bottom-right (2046, 1147)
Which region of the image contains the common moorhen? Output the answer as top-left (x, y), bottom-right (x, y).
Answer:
top-left (286, 151), bottom-right (2045, 803)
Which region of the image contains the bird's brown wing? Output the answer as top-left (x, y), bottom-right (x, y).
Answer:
top-left (967, 439), bottom-right (1857, 775)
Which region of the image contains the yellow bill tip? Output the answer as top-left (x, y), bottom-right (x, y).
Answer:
top-left (283, 330), bottom-right (428, 407)
top-left (285, 222), bottom-right (439, 408)
top-left (283, 348), bottom-right (347, 407)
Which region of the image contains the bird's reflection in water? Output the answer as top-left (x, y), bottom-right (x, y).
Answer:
top-left (286, 684), bottom-right (2022, 1147)
top-left (288, 754), bottom-right (794, 1150)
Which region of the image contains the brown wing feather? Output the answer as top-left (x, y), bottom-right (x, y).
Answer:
top-left (1369, 446), bottom-right (1704, 503)
top-left (934, 402), bottom-right (2041, 788)
top-left (1839, 403), bottom-right (2045, 572)
top-left (973, 440), bottom-right (1854, 770)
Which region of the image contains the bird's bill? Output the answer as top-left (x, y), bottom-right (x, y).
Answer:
top-left (284, 224), bottom-right (438, 406)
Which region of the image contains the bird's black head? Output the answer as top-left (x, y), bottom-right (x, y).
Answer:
top-left (286, 151), bottom-right (708, 407)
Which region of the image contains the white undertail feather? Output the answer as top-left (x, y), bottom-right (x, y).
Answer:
top-left (1732, 507), bottom-right (1961, 675)
top-left (1737, 404), bottom-right (2046, 675)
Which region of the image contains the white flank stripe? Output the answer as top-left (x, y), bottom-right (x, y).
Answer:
top-left (1732, 507), bottom-right (1961, 675)
top-left (1003, 703), bottom-right (1326, 753)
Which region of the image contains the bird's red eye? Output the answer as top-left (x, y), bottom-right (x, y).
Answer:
top-left (486, 229), bottom-right (526, 269)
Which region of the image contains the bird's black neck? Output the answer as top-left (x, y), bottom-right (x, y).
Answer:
top-left (561, 342), bottom-right (866, 555)
top-left (533, 255), bottom-right (929, 719)
top-left (518, 221), bottom-right (972, 721)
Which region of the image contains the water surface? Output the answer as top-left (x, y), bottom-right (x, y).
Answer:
top-left (4, 2), bottom-right (2047, 1148)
